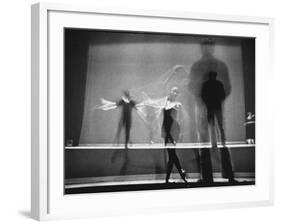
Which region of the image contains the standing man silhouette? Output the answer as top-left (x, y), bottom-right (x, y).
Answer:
top-left (201, 72), bottom-right (236, 183)
top-left (201, 71), bottom-right (226, 148)
top-left (189, 38), bottom-right (232, 183)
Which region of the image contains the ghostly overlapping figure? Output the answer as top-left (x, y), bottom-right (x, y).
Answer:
top-left (189, 38), bottom-right (234, 183)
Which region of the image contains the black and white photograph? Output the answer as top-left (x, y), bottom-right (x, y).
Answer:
top-left (1, 0), bottom-right (279, 222)
top-left (64, 28), bottom-right (255, 194)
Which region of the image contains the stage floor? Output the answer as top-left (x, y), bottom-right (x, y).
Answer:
top-left (65, 177), bottom-right (255, 194)
top-left (65, 142), bottom-right (255, 194)
top-left (65, 173), bottom-right (255, 194)
top-left (65, 141), bottom-right (255, 150)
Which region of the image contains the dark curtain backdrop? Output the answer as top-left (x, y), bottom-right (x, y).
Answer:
top-left (64, 29), bottom-right (90, 146)
top-left (79, 32), bottom-right (246, 144)
top-left (242, 39), bottom-right (255, 139)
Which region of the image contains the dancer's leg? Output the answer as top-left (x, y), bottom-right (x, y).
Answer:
top-left (114, 120), bottom-right (123, 145)
top-left (124, 124), bottom-right (131, 149)
top-left (120, 149), bottom-right (129, 175)
top-left (216, 109), bottom-right (226, 146)
top-left (165, 132), bottom-right (175, 145)
top-left (111, 122), bottom-right (123, 163)
top-left (208, 110), bottom-right (217, 148)
top-left (166, 148), bottom-right (174, 182)
top-left (170, 149), bottom-right (188, 183)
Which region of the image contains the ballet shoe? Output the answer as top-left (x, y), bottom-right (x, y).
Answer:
top-left (180, 169), bottom-right (188, 181)
top-left (165, 179), bottom-right (175, 184)
top-left (182, 178), bottom-right (188, 184)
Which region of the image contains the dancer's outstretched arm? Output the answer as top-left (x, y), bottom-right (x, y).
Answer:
top-left (162, 65), bottom-right (186, 84)
top-left (135, 104), bottom-right (148, 124)
top-left (134, 96), bottom-right (165, 125)
top-left (95, 98), bottom-right (118, 111)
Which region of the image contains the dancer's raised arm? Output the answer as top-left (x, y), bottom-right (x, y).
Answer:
top-left (162, 65), bottom-right (187, 84)
top-left (95, 98), bottom-right (118, 111)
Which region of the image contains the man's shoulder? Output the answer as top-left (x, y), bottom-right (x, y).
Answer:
top-left (191, 58), bottom-right (205, 70)
top-left (214, 58), bottom-right (228, 70)
top-left (216, 79), bottom-right (224, 85)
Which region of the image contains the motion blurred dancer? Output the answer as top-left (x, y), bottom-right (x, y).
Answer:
top-left (162, 87), bottom-right (188, 184)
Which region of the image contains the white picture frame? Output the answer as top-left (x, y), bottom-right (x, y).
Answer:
top-left (31, 2), bottom-right (274, 221)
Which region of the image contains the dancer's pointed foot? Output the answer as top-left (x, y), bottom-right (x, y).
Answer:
top-left (180, 169), bottom-right (188, 183)
top-left (183, 178), bottom-right (188, 184)
top-left (165, 179), bottom-right (175, 184)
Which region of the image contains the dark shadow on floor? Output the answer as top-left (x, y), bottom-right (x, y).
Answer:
top-left (65, 180), bottom-right (255, 194)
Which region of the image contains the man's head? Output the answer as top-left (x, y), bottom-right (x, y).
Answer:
top-left (200, 38), bottom-right (215, 56)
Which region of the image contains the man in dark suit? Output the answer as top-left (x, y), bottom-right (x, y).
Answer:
top-left (201, 71), bottom-right (226, 148)
top-left (189, 38), bottom-right (231, 183)
top-left (201, 71), bottom-right (236, 183)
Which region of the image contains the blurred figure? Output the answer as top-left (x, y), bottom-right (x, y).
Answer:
top-left (140, 91), bottom-right (162, 144)
top-left (189, 38), bottom-right (231, 183)
top-left (99, 90), bottom-right (144, 149)
top-left (201, 71), bottom-right (226, 148)
top-left (112, 90), bottom-right (136, 175)
top-left (162, 87), bottom-right (188, 184)
top-left (97, 90), bottom-right (145, 175)
top-left (131, 65), bottom-right (190, 144)
top-left (201, 71), bottom-right (237, 183)
top-left (115, 90), bottom-right (136, 149)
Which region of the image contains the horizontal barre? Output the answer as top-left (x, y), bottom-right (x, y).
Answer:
top-left (65, 142), bottom-right (255, 150)
top-left (243, 121), bottom-right (255, 126)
